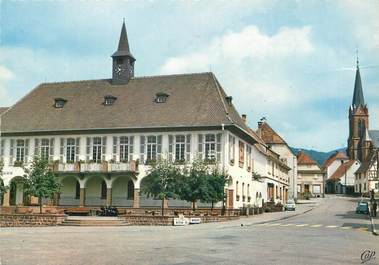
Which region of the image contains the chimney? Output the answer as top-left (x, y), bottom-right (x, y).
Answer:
top-left (225, 96), bottom-right (233, 106)
top-left (241, 114), bottom-right (247, 124)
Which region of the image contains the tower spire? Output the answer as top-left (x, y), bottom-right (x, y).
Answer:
top-left (352, 55), bottom-right (364, 108)
top-left (112, 21), bottom-right (135, 60)
top-left (356, 48), bottom-right (359, 68)
top-left (111, 21), bottom-right (135, 85)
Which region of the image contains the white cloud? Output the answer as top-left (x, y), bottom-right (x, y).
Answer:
top-left (0, 65), bottom-right (14, 103)
top-left (337, 0), bottom-right (379, 51)
top-left (160, 25), bottom-right (313, 74)
top-left (0, 66), bottom-right (13, 80)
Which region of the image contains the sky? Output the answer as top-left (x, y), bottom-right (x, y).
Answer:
top-left (0, 0), bottom-right (378, 152)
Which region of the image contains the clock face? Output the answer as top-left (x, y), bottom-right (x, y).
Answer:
top-left (115, 65), bottom-right (124, 75)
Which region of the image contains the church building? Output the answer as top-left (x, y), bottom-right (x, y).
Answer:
top-left (347, 59), bottom-right (379, 195)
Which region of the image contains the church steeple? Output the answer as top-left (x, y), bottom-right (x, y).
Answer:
top-left (352, 59), bottom-right (365, 108)
top-left (347, 55), bottom-right (369, 161)
top-left (112, 21), bottom-right (135, 85)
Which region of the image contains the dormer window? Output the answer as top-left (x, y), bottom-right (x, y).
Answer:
top-left (155, 93), bottom-right (169, 103)
top-left (104, 95), bottom-right (117, 106)
top-left (54, 98), bottom-right (67, 108)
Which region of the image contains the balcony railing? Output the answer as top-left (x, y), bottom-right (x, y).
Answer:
top-left (58, 163), bottom-right (79, 172)
top-left (51, 160), bottom-right (137, 173)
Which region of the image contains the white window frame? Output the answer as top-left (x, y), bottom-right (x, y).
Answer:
top-left (66, 138), bottom-right (76, 163)
top-left (119, 136), bottom-right (130, 162)
top-left (204, 134), bottom-right (216, 160)
top-left (92, 137), bottom-right (102, 163)
top-left (16, 139), bottom-right (26, 162)
top-left (146, 136), bottom-right (157, 162)
top-left (174, 135), bottom-right (186, 162)
top-left (40, 138), bottom-right (50, 161)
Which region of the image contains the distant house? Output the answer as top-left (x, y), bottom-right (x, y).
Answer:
top-left (256, 120), bottom-right (297, 201)
top-left (297, 151), bottom-right (324, 198)
top-left (326, 159), bottom-right (360, 194)
top-left (324, 151), bottom-right (360, 194)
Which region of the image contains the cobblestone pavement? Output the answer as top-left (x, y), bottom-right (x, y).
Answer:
top-left (0, 195), bottom-right (378, 265)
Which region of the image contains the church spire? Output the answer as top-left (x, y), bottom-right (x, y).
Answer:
top-left (111, 21), bottom-right (135, 85)
top-left (351, 57), bottom-right (364, 108)
top-left (112, 21), bottom-right (135, 60)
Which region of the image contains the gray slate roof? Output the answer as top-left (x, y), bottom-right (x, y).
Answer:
top-left (1, 72), bottom-right (261, 144)
top-left (352, 66), bottom-right (365, 108)
top-left (369, 130), bottom-right (379, 148)
top-left (112, 22), bottom-right (134, 59)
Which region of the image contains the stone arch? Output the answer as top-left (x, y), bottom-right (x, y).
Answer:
top-left (85, 175), bottom-right (107, 206)
top-left (111, 176), bottom-right (134, 207)
top-left (59, 175), bottom-right (81, 206)
top-left (9, 176), bottom-right (24, 206)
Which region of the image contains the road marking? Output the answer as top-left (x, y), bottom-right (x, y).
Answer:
top-left (326, 225), bottom-right (338, 228)
top-left (295, 224), bottom-right (309, 227)
top-left (310, 224), bottom-right (323, 228)
top-left (280, 224), bottom-right (294, 227)
top-left (267, 223), bottom-right (281, 227)
top-left (356, 227), bottom-right (369, 232)
top-left (256, 223), bottom-right (268, 226)
top-left (341, 226), bottom-right (352, 230)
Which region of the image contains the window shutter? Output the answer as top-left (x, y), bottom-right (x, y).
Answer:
top-left (216, 133), bottom-right (222, 162)
top-left (198, 134), bottom-right (203, 159)
top-left (129, 136), bottom-right (134, 161)
top-left (140, 135), bottom-right (145, 163)
top-left (75, 138), bottom-right (80, 162)
top-left (186, 134), bottom-right (191, 162)
top-left (0, 139), bottom-right (4, 162)
top-left (34, 139), bottom-right (40, 157)
top-left (25, 139), bottom-right (30, 163)
top-left (60, 138), bottom-right (64, 163)
top-left (49, 138), bottom-right (55, 161)
top-left (113, 136), bottom-right (118, 161)
top-left (157, 135), bottom-right (162, 161)
top-left (102, 136), bottom-right (107, 161)
top-left (10, 139), bottom-right (14, 164)
top-left (168, 135), bottom-right (173, 161)
top-left (86, 137), bottom-right (91, 161)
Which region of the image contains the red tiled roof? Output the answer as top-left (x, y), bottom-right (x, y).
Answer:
top-left (323, 151), bottom-right (348, 168)
top-left (297, 151), bottom-right (318, 165)
top-left (0, 107), bottom-right (9, 115)
top-left (257, 122), bottom-right (286, 145)
top-left (329, 160), bottom-right (356, 181)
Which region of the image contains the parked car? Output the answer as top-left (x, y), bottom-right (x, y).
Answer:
top-left (284, 199), bottom-right (296, 211)
top-left (356, 201), bottom-right (369, 214)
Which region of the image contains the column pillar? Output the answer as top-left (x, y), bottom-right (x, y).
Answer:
top-left (133, 188), bottom-right (140, 208)
top-left (79, 188), bottom-right (86, 207)
top-left (106, 188), bottom-right (112, 206)
top-left (2, 190), bottom-right (10, 206)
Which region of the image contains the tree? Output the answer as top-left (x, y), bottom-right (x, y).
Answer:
top-left (252, 171), bottom-right (263, 181)
top-left (22, 156), bottom-right (61, 214)
top-left (0, 161), bottom-right (8, 203)
top-left (179, 158), bottom-right (210, 211)
top-left (141, 159), bottom-right (182, 216)
top-left (202, 169), bottom-right (227, 211)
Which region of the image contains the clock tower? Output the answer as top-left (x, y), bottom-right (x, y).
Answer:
top-left (112, 21), bottom-right (135, 85)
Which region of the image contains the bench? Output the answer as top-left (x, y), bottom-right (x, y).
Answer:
top-left (64, 208), bottom-right (90, 216)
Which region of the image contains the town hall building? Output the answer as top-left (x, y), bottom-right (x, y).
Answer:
top-left (0, 22), bottom-right (284, 210)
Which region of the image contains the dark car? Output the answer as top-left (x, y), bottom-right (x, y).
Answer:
top-left (356, 201), bottom-right (369, 214)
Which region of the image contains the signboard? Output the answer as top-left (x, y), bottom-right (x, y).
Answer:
top-left (189, 217), bottom-right (201, 224)
top-left (173, 217), bottom-right (189, 226)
